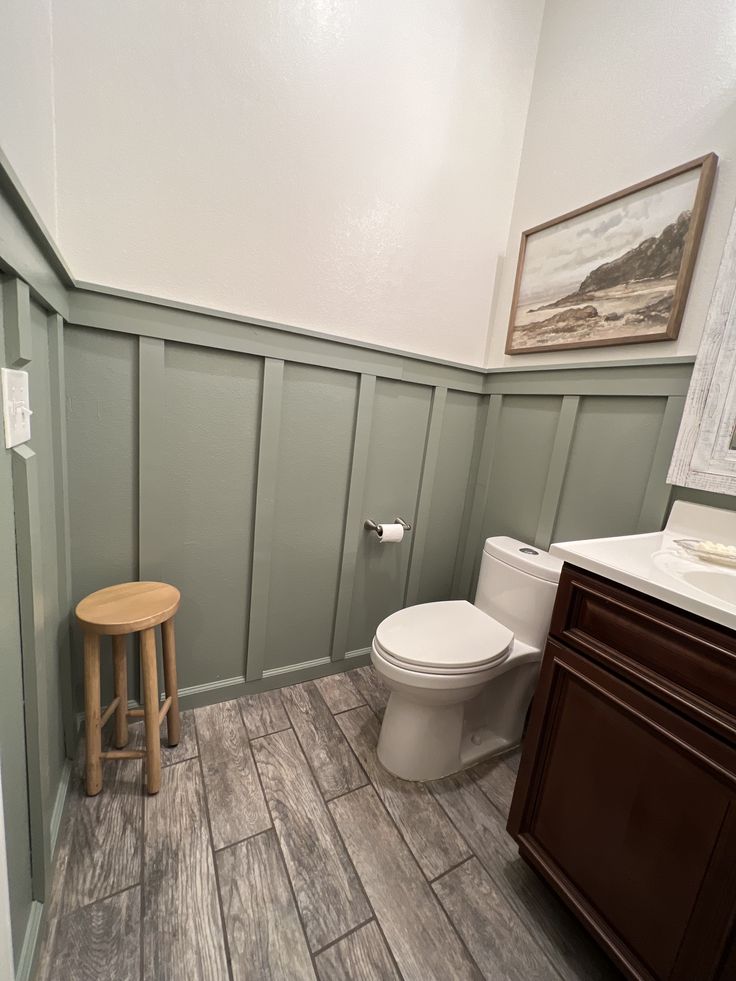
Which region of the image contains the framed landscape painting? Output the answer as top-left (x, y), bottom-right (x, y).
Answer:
top-left (505, 153), bottom-right (717, 354)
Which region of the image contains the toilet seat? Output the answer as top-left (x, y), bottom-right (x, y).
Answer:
top-left (374, 601), bottom-right (512, 675)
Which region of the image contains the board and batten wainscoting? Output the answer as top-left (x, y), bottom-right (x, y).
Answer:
top-left (62, 286), bottom-right (701, 717)
top-left (63, 291), bottom-right (488, 712)
top-left (2, 147), bottom-right (736, 981)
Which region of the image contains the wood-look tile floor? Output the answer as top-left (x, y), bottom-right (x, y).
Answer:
top-left (36, 666), bottom-right (622, 981)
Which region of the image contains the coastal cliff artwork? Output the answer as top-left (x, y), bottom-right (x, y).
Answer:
top-left (506, 154), bottom-right (717, 354)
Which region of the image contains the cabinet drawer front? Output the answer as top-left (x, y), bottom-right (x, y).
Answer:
top-left (551, 566), bottom-right (736, 730)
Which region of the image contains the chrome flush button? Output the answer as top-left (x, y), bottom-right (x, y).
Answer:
top-left (520, 547), bottom-right (539, 555)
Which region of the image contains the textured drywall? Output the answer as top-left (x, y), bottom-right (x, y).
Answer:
top-left (51, 0), bottom-right (544, 365)
top-left (0, 0), bottom-right (57, 235)
top-left (487, 0), bottom-right (736, 367)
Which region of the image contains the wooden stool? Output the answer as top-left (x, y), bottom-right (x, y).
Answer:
top-left (76, 581), bottom-right (181, 796)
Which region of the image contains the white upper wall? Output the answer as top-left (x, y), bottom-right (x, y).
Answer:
top-left (0, 0), bottom-right (57, 235)
top-left (51, 0), bottom-right (545, 366)
top-left (487, 0), bottom-right (736, 368)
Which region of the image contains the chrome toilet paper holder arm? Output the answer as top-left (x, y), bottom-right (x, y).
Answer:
top-left (364, 516), bottom-right (412, 536)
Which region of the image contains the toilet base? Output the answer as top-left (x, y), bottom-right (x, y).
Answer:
top-left (375, 659), bottom-right (539, 782)
top-left (377, 693), bottom-right (466, 782)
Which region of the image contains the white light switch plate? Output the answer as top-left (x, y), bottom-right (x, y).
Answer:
top-left (1, 368), bottom-right (32, 448)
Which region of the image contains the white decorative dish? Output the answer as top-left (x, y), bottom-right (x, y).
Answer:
top-left (675, 538), bottom-right (736, 568)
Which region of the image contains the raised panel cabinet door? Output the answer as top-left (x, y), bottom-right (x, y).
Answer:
top-left (508, 640), bottom-right (736, 981)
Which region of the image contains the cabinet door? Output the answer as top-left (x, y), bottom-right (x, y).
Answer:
top-left (508, 641), bottom-right (736, 981)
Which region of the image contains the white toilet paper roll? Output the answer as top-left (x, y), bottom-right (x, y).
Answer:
top-left (378, 522), bottom-right (404, 544)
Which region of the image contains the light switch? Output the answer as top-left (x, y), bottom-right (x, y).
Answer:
top-left (2, 368), bottom-right (32, 448)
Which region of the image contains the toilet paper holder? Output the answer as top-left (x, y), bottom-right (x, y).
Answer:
top-left (364, 516), bottom-right (412, 536)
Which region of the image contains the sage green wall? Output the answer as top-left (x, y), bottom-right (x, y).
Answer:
top-left (63, 320), bottom-right (484, 706)
top-left (455, 367), bottom-right (697, 599)
top-left (61, 292), bottom-right (705, 714)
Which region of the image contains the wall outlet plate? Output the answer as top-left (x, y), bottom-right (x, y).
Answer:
top-left (1, 368), bottom-right (32, 448)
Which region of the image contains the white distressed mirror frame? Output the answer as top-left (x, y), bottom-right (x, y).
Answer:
top-left (668, 203), bottom-right (736, 495)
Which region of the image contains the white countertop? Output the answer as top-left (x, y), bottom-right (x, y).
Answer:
top-left (550, 501), bottom-right (736, 633)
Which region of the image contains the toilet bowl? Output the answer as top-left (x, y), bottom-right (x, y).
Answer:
top-left (371, 536), bottom-right (562, 781)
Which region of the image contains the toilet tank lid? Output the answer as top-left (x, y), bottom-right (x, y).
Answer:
top-left (483, 536), bottom-right (563, 583)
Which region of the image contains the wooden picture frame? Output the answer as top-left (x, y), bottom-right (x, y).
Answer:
top-left (505, 153), bottom-right (717, 355)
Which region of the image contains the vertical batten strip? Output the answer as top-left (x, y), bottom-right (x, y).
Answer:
top-left (449, 396), bottom-right (490, 598)
top-left (451, 393), bottom-right (503, 599)
top-left (138, 337), bottom-right (166, 704)
top-left (3, 278), bottom-right (32, 365)
top-left (404, 386), bottom-right (447, 607)
top-left (637, 395), bottom-right (686, 532)
top-left (534, 395), bottom-right (580, 551)
top-left (245, 357), bottom-right (285, 681)
top-left (138, 337), bottom-right (166, 581)
top-left (330, 373), bottom-right (376, 662)
top-left (47, 314), bottom-right (76, 757)
top-left (11, 445), bottom-right (51, 902)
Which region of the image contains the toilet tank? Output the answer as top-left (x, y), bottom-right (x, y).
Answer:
top-left (474, 537), bottom-right (563, 652)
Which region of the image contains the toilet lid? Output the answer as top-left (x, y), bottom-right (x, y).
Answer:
top-left (375, 601), bottom-right (513, 672)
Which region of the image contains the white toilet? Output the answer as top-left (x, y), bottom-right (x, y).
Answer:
top-left (371, 536), bottom-right (562, 781)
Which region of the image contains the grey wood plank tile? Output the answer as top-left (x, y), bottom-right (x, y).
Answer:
top-left (195, 700), bottom-right (271, 849)
top-left (128, 708), bottom-right (198, 767)
top-left (350, 666), bottom-right (390, 717)
top-left (217, 830), bottom-right (316, 981)
top-left (143, 759), bottom-right (229, 981)
top-left (433, 858), bottom-right (558, 980)
top-left (329, 785), bottom-right (482, 981)
top-left (162, 708), bottom-right (198, 766)
top-left (314, 672), bottom-right (365, 714)
top-left (42, 886), bottom-right (141, 981)
top-left (336, 706), bottom-right (471, 879)
top-left (472, 754), bottom-right (519, 817)
top-left (280, 682), bottom-right (367, 800)
top-left (315, 921), bottom-right (399, 981)
top-left (504, 745), bottom-right (522, 774)
top-left (430, 771), bottom-right (620, 981)
top-left (239, 689), bottom-right (291, 738)
top-left (251, 728), bottom-right (371, 951)
top-left (59, 757), bottom-right (142, 916)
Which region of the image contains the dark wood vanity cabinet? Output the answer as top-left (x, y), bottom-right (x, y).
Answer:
top-left (508, 564), bottom-right (736, 981)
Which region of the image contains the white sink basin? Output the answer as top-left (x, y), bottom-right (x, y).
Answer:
top-left (551, 501), bottom-right (736, 632)
top-left (679, 569), bottom-right (736, 605)
top-left (652, 546), bottom-right (736, 605)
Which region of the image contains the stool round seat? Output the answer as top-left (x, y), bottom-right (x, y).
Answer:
top-left (76, 581), bottom-right (180, 635)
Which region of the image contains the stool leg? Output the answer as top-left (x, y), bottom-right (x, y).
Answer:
top-left (112, 635), bottom-right (129, 749)
top-left (140, 628), bottom-right (161, 795)
top-left (161, 617), bottom-right (180, 747)
top-left (83, 632), bottom-right (103, 796)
